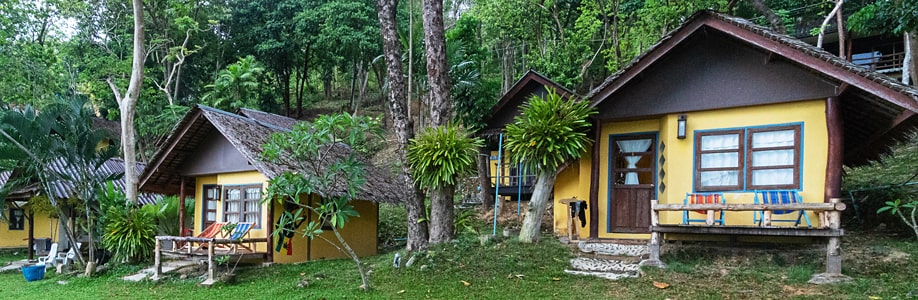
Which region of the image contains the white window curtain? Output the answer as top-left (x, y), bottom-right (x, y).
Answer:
top-left (616, 139), bottom-right (652, 185)
top-left (699, 134), bottom-right (739, 187)
top-left (751, 130), bottom-right (795, 185)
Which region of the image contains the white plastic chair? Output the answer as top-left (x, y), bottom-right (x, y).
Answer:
top-left (36, 243), bottom-right (67, 269)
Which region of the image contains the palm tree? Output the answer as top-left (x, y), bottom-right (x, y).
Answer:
top-left (207, 55), bottom-right (264, 110)
top-left (504, 89), bottom-right (595, 243)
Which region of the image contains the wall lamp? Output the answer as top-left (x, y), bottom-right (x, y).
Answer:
top-left (677, 114), bottom-right (687, 139)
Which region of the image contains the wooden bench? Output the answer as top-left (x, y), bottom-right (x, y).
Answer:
top-left (643, 198), bottom-right (846, 275)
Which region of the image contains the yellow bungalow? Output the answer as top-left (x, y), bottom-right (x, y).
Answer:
top-left (484, 11), bottom-right (918, 243)
top-left (139, 106), bottom-right (403, 264)
top-left (0, 117), bottom-right (158, 260)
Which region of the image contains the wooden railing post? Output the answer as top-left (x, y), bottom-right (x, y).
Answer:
top-left (151, 238), bottom-right (162, 280)
top-left (202, 239), bottom-right (216, 286)
top-left (825, 198), bottom-right (843, 274)
top-left (641, 200), bottom-right (666, 268)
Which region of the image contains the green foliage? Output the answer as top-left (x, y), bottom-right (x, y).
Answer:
top-left (101, 204), bottom-right (156, 263)
top-left (407, 124), bottom-right (483, 189)
top-left (205, 56), bottom-right (265, 111)
top-left (377, 203), bottom-right (408, 250)
top-left (140, 195), bottom-right (194, 236)
top-left (504, 88), bottom-right (596, 173)
top-left (877, 198), bottom-right (918, 240)
top-left (844, 132), bottom-right (918, 230)
top-left (849, 1), bottom-right (918, 35)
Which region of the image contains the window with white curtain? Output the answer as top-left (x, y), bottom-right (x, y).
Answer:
top-left (695, 125), bottom-right (801, 191)
top-left (224, 184), bottom-right (262, 228)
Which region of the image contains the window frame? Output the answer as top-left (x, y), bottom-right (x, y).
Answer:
top-left (8, 208), bottom-right (24, 230)
top-left (693, 124), bottom-right (802, 192)
top-left (694, 129), bottom-right (745, 192)
top-left (746, 125), bottom-right (802, 190)
top-left (223, 184), bottom-right (263, 229)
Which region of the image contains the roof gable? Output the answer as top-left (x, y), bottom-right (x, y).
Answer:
top-left (139, 105), bottom-right (404, 203)
top-left (483, 70), bottom-right (576, 132)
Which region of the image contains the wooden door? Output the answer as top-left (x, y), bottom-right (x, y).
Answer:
top-left (609, 135), bottom-right (655, 233)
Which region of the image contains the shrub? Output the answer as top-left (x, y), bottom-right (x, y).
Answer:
top-left (844, 131), bottom-right (918, 232)
top-left (101, 205), bottom-right (156, 263)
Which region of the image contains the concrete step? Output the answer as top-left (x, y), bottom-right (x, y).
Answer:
top-left (578, 241), bottom-right (649, 257)
top-left (569, 257), bottom-right (640, 274)
top-left (564, 269), bottom-right (640, 280)
top-left (122, 260), bottom-right (198, 282)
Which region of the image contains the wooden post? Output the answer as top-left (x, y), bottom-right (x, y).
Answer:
top-left (152, 238), bottom-right (162, 280)
top-left (179, 177), bottom-right (186, 238)
top-left (202, 239), bottom-right (216, 285)
top-left (588, 118), bottom-right (601, 240)
top-left (267, 195), bottom-right (274, 263)
top-left (825, 198), bottom-right (843, 274)
top-left (825, 96), bottom-right (844, 203)
top-left (763, 210), bottom-right (773, 226)
top-left (705, 210), bottom-right (715, 225)
top-left (27, 210), bottom-right (34, 261)
top-left (641, 200), bottom-right (666, 268)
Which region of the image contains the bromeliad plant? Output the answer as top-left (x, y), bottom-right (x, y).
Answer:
top-left (261, 113), bottom-right (382, 291)
top-left (407, 124), bottom-right (482, 243)
top-left (504, 88), bottom-right (595, 243)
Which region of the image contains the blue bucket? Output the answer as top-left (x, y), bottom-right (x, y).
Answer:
top-left (21, 265), bottom-right (45, 282)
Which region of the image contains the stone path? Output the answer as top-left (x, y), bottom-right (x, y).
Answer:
top-left (0, 259), bottom-right (33, 273)
top-left (564, 241), bottom-right (649, 280)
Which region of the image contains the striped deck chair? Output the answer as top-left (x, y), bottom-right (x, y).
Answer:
top-left (683, 192), bottom-right (726, 225)
top-left (753, 190), bottom-right (811, 227)
top-left (217, 222), bottom-right (255, 253)
top-left (176, 222), bottom-right (226, 253)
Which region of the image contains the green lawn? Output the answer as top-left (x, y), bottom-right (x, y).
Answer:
top-left (1, 231), bottom-right (916, 299)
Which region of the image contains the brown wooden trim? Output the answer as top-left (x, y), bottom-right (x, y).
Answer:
top-left (825, 97), bottom-right (843, 202)
top-left (705, 19), bottom-right (918, 113)
top-left (138, 109), bottom-right (203, 190)
top-left (266, 197), bottom-right (274, 263)
top-left (588, 118), bottom-right (601, 239)
top-left (202, 184), bottom-right (221, 230)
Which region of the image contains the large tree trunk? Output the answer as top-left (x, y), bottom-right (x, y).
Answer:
top-left (121, 0), bottom-right (145, 205)
top-left (377, 0), bottom-right (430, 251)
top-left (428, 185), bottom-right (455, 243)
top-left (421, 0), bottom-right (454, 244)
top-left (519, 171), bottom-right (556, 243)
top-left (422, 0), bottom-right (451, 126)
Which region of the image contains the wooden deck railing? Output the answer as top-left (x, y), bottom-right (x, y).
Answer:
top-left (152, 236), bottom-right (268, 285)
top-left (643, 198), bottom-right (846, 275)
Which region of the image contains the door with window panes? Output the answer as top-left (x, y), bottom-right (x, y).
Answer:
top-left (609, 135), bottom-right (655, 233)
top-left (202, 185), bottom-right (221, 229)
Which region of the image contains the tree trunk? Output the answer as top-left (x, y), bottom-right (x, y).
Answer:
top-left (519, 171), bottom-right (556, 243)
top-left (377, 0), bottom-right (429, 251)
top-left (477, 146), bottom-right (493, 210)
top-left (121, 0), bottom-right (145, 205)
top-left (422, 0), bottom-right (451, 126)
top-left (429, 185), bottom-right (455, 243)
top-left (749, 0), bottom-right (786, 34)
top-left (904, 31), bottom-right (917, 86)
top-left (816, 0), bottom-right (843, 49)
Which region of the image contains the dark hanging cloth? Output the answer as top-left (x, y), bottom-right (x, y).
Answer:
top-left (570, 201), bottom-right (588, 227)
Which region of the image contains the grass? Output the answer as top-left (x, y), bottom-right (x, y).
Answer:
top-left (1, 230), bottom-right (917, 299)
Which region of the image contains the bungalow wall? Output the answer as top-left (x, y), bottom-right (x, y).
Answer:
top-left (0, 207), bottom-right (57, 249)
top-left (552, 99), bottom-right (829, 240)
